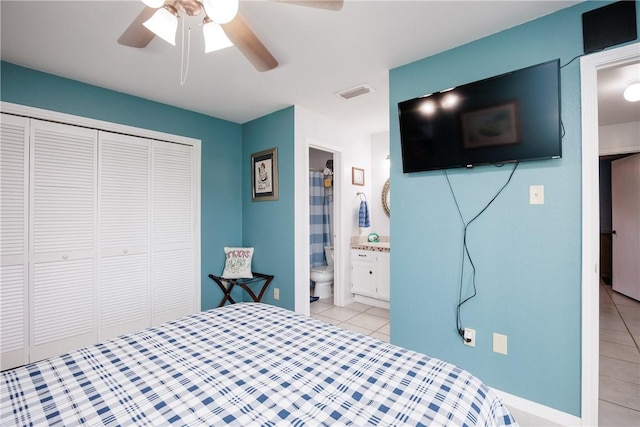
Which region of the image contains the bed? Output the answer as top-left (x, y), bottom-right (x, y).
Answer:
top-left (1, 303), bottom-right (516, 426)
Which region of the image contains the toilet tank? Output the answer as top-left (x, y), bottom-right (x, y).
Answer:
top-left (324, 246), bottom-right (334, 267)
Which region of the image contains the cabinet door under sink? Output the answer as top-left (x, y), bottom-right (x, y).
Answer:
top-left (351, 253), bottom-right (376, 296)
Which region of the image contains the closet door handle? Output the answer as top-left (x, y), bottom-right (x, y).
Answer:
top-left (62, 254), bottom-right (69, 260)
top-left (123, 249), bottom-right (129, 254)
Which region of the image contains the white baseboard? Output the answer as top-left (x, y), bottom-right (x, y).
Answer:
top-left (353, 294), bottom-right (390, 309)
top-left (492, 388), bottom-right (582, 427)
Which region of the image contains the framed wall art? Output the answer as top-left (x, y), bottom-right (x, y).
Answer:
top-left (352, 167), bottom-right (365, 186)
top-left (251, 147), bottom-right (279, 202)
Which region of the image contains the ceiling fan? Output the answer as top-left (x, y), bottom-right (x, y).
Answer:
top-left (118, 0), bottom-right (344, 72)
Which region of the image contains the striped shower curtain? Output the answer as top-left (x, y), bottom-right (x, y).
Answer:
top-left (309, 171), bottom-right (333, 268)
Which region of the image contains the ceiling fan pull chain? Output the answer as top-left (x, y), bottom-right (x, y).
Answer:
top-left (180, 16), bottom-right (192, 86)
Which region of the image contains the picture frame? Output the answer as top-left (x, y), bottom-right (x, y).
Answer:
top-left (461, 102), bottom-right (520, 149)
top-left (251, 147), bottom-right (279, 202)
top-left (352, 167), bottom-right (365, 186)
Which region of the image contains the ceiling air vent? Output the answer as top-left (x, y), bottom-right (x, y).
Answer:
top-left (336, 84), bottom-right (375, 100)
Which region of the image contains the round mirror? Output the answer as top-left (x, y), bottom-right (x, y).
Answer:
top-left (382, 178), bottom-right (390, 217)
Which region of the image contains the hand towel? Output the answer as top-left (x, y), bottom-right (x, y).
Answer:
top-left (358, 200), bottom-right (371, 228)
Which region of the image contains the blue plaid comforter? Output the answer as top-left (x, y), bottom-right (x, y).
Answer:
top-left (1, 303), bottom-right (516, 426)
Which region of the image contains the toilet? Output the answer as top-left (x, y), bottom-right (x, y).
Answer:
top-left (310, 246), bottom-right (334, 299)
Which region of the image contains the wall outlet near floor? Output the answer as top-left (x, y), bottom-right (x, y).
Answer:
top-left (273, 288), bottom-right (280, 300)
top-left (464, 328), bottom-right (476, 347)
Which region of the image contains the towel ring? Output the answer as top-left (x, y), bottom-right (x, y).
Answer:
top-left (357, 192), bottom-right (366, 201)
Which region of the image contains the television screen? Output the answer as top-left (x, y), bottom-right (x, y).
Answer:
top-left (398, 59), bottom-right (562, 173)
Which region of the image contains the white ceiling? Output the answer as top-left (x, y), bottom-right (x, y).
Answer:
top-left (598, 62), bottom-right (640, 127)
top-left (2, 0), bottom-right (620, 135)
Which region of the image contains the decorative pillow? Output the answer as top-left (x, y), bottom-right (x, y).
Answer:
top-left (222, 247), bottom-right (254, 279)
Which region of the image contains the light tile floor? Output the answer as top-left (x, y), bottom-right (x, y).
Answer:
top-left (599, 280), bottom-right (640, 426)
top-left (310, 299), bottom-right (390, 343)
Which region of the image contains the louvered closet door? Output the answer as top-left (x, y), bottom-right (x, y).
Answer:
top-left (151, 141), bottom-right (195, 325)
top-left (30, 120), bottom-right (98, 362)
top-left (99, 132), bottom-right (150, 340)
top-left (0, 114), bottom-right (29, 370)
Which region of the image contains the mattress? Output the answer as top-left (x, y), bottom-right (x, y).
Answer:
top-left (1, 303), bottom-right (516, 426)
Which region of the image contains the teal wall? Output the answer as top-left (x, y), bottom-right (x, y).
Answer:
top-left (389, 1), bottom-right (639, 416)
top-left (241, 107), bottom-right (296, 310)
top-left (0, 61), bottom-right (244, 310)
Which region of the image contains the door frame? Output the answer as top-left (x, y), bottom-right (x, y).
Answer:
top-left (294, 139), bottom-right (343, 315)
top-left (580, 42), bottom-right (639, 426)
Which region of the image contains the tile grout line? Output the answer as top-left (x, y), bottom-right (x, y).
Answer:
top-left (310, 301), bottom-right (390, 341)
top-left (599, 285), bottom-right (639, 368)
top-left (598, 397), bottom-right (640, 414)
top-left (605, 286), bottom-right (640, 353)
top-left (600, 353), bottom-right (640, 370)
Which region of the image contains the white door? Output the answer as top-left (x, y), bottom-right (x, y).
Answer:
top-left (611, 153), bottom-right (640, 301)
top-left (29, 119), bottom-right (98, 361)
top-left (151, 141), bottom-right (196, 325)
top-left (0, 114), bottom-right (29, 370)
top-left (99, 132), bottom-right (151, 340)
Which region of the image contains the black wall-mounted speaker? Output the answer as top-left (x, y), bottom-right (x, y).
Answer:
top-left (582, 1), bottom-right (637, 54)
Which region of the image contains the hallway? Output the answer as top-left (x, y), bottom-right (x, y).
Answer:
top-left (599, 280), bottom-right (640, 426)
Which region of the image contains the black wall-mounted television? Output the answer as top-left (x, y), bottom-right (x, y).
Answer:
top-left (398, 59), bottom-right (562, 173)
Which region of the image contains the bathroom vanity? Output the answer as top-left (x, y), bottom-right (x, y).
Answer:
top-left (350, 242), bottom-right (390, 308)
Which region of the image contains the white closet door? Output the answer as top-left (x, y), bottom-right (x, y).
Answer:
top-left (151, 141), bottom-right (195, 324)
top-left (0, 114), bottom-right (29, 370)
top-left (98, 132), bottom-right (150, 340)
top-left (30, 119), bottom-right (98, 362)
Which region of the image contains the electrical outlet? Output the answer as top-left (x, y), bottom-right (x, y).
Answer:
top-left (273, 288), bottom-right (280, 300)
top-left (463, 328), bottom-right (476, 347)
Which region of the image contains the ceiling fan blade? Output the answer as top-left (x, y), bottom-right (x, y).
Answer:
top-left (275, 0), bottom-right (343, 11)
top-left (117, 6), bottom-right (156, 48)
top-left (222, 14), bottom-right (278, 72)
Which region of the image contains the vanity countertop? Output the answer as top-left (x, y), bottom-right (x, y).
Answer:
top-left (351, 241), bottom-right (390, 252)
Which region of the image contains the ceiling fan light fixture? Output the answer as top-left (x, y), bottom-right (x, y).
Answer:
top-left (202, 0), bottom-right (239, 24)
top-left (203, 18), bottom-right (233, 53)
top-left (140, 0), bottom-right (166, 8)
top-left (623, 81), bottom-right (640, 102)
top-left (143, 5), bottom-right (179, 46)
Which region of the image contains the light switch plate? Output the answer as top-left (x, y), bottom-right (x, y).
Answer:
top-left (493, 333), bottom-right (508, 355)
top-left (529, 185), bottom-right (544, 205)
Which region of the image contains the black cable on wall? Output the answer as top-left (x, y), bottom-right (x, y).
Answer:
top-left (444, 162), bottom-right (519, 342)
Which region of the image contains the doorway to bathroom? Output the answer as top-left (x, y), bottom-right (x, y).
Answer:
top-left (309, 147), bottom-right (336, 310)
